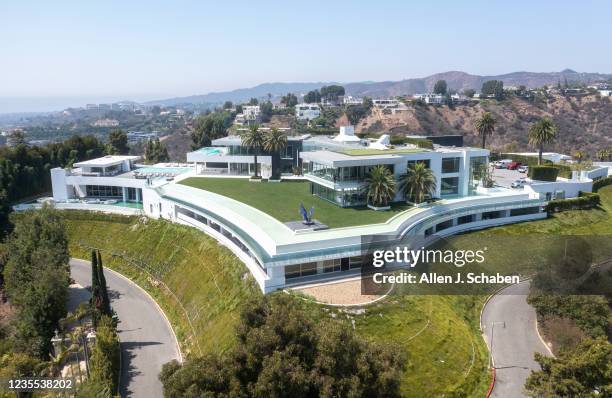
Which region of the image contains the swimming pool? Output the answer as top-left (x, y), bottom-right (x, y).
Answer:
top-left (196, 147), bottom-right (225, 155)
top-left (133, 166), bottom-right (193, 176)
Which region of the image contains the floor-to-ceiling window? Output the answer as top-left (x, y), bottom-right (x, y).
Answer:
top-left (469, 156), bottom-right (488, 193)
top-left (440, 177), bottom-right (459, 196)
top-left (86, 185), bottom-right (122, 198)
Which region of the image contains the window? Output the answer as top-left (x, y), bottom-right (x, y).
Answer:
top-left (323, 258), bottom-right (341, 273)
top-left (510, 207), bottom-right (541, 216)
top-left (435, 219), bottom-right (454, 232)
top-left (441, 157), bottom-right (460, 173)
top-left (349, 256), bottom-right (363, 269)
top-left (440, 177), bottom-right (459, 196)
top-left (407, 159), bottom-right (431, 169)
top-left (482, 210), bottom-right (503, 220)
top-left (285, 262), bottom-right (318, 279)
top-left (86, 185), bottom-right (122, 198)
top-left (457, 214), bottom-right (475, 224)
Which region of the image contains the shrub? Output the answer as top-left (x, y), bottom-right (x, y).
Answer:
top-left (87, 315), bottom-right (120, 395)
top-left (529, 166), bottom-right (559, 182)
top-left (389, 136), bottom-right (434, 149)
top-left (593, 176), bottom-right (612, 192)
top-left (546, 192), bottom-right (600, 213)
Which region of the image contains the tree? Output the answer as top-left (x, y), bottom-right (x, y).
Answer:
top-left (263, 128), bottom-right (288, 180)
top-left (573, 150), bottom-right (584, 163)
top-left (260, 101), bottom-right (274, 123)
top-left (365, 165), bottom-right (396, 207)
top-left (433, 80), bottom-right (447, 95)
top-left (241, 124), bottom-right (266, 178)
top-left (281, 93), bottom-right (298, 107)
top-left (7, 129), bottom-right (27, 147)
top-left (475, 112), bottom-right (497, 149)
top-left (528, 118), bottom-right (557, 165)
top-left (88, 315), bottom-right (120, 395)
top-left (4, 206), bottom-right (70, 357)
top-left (144, 138), bottom-right (169, 164)
top-left (160, 294), bottom-right (406, 397)
top-left (481, 80), bottom-right (504, 100)
top-left (304, 90), bottom-right (321, 104)
top-left (320, 85), bottom-right (345, 102)
top-left (191, 111), bottom-right (232, 149)
top-left (96, 251), bottom-right (112, 317)
top-left (91, 250), bottom-right (100, 327)
top-left (463, 89), bottom-right (476, 98)
top-left (398, 162), bottom-right (436, 204)
top-left (248, 98), bottom-right (259, 105)
top-left (525, 337), bottom-right (611, 398)
top-left (107, 129), bottom-right (129, 155)
top-left (222, 101), bottom-right (233, 110)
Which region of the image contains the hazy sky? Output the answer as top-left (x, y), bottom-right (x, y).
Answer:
top-left (1, 0), bottom-right (611, 112)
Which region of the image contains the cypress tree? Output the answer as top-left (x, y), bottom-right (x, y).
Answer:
top-left (91, 249), bottom-right (100, 327)
top-left (96, 250), bottom-right (112, 316)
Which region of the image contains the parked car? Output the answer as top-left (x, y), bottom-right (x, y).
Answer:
top-left (510, 179), bottom-right (527, 188)
top-left (507, 161), bottom-right (522, 170)
top-left (518, 165), bottom-right (528, 173)
top-left (494, 159), bottom-right (513, 169)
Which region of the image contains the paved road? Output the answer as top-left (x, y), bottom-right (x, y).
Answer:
top-left (69, 259), bottom-right (180, 398)
top-left (481, 280), bottom-right (552, 398)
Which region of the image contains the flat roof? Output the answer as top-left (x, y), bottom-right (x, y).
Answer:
top-left (73, 155), bottom-right (141, 168)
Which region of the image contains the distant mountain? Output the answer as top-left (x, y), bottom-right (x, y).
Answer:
top-left (146, 70), bottom-right (612, 107)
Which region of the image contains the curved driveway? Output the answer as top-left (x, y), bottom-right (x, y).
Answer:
top-left (481, 280), bottom-right (552, 398)
top-left (70, 259), bottom-right (180, 398)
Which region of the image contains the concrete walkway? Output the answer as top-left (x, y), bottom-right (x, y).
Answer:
top-left (481, 280), bottom-right (552, 398)
top-left (69, 258), bottom-right (180, 398)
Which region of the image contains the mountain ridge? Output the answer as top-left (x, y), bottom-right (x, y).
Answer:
top-left (146, 70), bottom-right (612, 107)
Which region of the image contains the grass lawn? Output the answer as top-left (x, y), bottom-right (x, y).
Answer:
top-left (179, 177), bottom-right (412, 228)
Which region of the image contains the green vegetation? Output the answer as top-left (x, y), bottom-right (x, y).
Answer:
top-left (160, 294), bottom-right (406, 398)
top-left (481, 80), bottom-right (504, 100)
top-left (525, 337), bottom-right (611, 397)
top-left (241, 124), bottom-right (266, 178)
top-left (144, 138), bottom-right (169, 164)
top-left (433, 80), bottom-right (447, 95)
top-left (593, 176), bottom-right (612, 192)
top-left (179, 178), bottom-right (413, 228)
top-left (528, 117), bottom-right (557, 165)
top-left (340, 147), bottom-right (426, 156)
top-left (82, 315), bottom-right (120, 396)
top-left (546, 192), bottom-right (600, 213)
top-left (0, 134), bottom-right (105, 231)
top-left (528, 165), bottom-right (560, 181)
top-left (475, 111), bottom-right (496, 149)
top-left (3, 206), bottom-right (70, 357)
top-left (398, 162), bottom-right (436, 204)
top-left (365, 165), bottom-right (396, 207)
top-left (190, 111), bottom-right (233, 149)
top-left (61, 211), bottom-right (260, 355)
top-left (107, 128), bottom-right (129, 155)
top-left (389, 135), bottom-right (434, 149)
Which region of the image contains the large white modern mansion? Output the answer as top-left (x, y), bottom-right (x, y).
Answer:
top-left (39, 127), bottom-right (610, 293)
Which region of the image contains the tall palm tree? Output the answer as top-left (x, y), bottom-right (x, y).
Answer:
top-left (573, 150), bottom-right (584, 164)
top-left (364, 165), bottom-right (396, 207)
top-left (475, 112), bottom-right (496, 149)
top-left (398, 162), bottom-right (436, 204)
top-left (241, 124), bottom-right (266, 178)
top-left (528, 118), bottom-right (557, 165)
top-left (263, 127), bottom-right (288, 180)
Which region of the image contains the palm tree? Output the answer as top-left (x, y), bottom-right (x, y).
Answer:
top-left (398, 162), bottom-right (436, 204)
top-left (364, 165), bottom-right (396, 207)
top-left (573, 150), bottom-right (584, 164)
top-left (528, 118), bottom-right (557, 165)
top-left (475, 112), bottom-right (496, 149)
top-left (241, 124), bottom-right (266, 178)
top-left (263, 127), bottom-right (288, 180)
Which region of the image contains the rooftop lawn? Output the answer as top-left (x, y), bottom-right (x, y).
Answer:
top-left (339, 147), bottom-right (427, 156)
top-left (179, 177), bottom-right (412, 228)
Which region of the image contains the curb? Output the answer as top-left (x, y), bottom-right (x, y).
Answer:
top-left (71, 258), bottom-right (184, 364)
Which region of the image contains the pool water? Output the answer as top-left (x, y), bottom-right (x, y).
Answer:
top-left (196, 147), bottom-right (224, 155)
top-left (111, 201), bottom-right (144, 209)
top-left (134, 166), bottom-right (192, 175)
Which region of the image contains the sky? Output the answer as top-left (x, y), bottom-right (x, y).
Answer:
top-left (1, 0), bottom-right (611, 112)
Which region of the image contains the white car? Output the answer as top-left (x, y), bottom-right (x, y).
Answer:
top-left (517, 165), bottom-right (528, 173)
top-left (510, 179), bottom-right (527, 188)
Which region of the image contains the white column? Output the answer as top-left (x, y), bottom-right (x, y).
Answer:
top-left (122, 187), bottom-right (128, 202)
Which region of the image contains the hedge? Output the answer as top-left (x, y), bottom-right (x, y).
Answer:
top-left (490, 153), bottom-right (572, 178)
top-left (390, 135), bottom-right (434, 149)
top-left (528, 166), bottom-right (559, 182)
top-left (593, 176), bottom-right (612, 192)
top-left (546, 192), bottom-right (601, 213)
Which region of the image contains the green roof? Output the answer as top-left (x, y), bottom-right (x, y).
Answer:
top-left (338, 147), bottom-right (427, 156)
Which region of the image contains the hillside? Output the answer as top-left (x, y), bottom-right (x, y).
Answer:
top-left (356, 93), bottom-right (612, 155)
top-left (147, 69), bottom-right (612, 107)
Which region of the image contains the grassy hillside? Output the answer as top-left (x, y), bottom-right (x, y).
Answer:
top-left (62, 212), bottom-right (260, 356)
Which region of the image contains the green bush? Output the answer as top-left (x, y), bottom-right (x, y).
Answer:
top-left (528, 166), bottom-right (559, 182)
top-left (87, 315), bottom-right (120, 395)
top-left (593, 176), bottom-right (612, 192)
top-left (546, 192), bottom-right (600, 213)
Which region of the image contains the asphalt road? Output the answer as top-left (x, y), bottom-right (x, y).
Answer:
top-left (69, 259), bottom-right (180, 398)
top-left (481, 280), bottom-right (552, 398)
